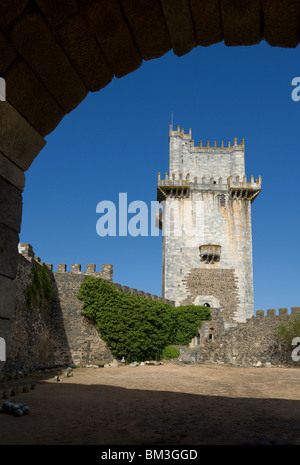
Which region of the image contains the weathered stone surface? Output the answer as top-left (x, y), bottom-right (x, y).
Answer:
top-left (34, 0), bottom-right (78, 27)
top-left (160, 0), bottom-right (196, 56)
top-left (121, 0), bottom-right (171, 60)
top-left (0, 152), bottom-right (25, 192)
top-left (0, 101), bottom-right (46, 169)
top-left (220, 0), bottom-right (262, 46)
top-left (9, 11), bottom-right (88, 113)
top-left (160, 127), bottom-right (255, 323)
top-left (0, 0), bottom-right (28, 32)
top-left (0, 31), bottom-right (17, 75)
top-left (80, 0), bottom-right (142, 78)
top-left (0, 275), bottom-right (16, 319)
top-left (53, 270), bottom-right (113, 366)
top-left (55, 14), bottom-right (113, 92)
top-left (101, 264), bottom-right (113, 282)
top-left (0, 223), bottom-right (19, 279)
top-left (262, 0), bottom-right (300, 47)
top-left (193, 311), bottom-right (298, 367)
top-left (4, 60), bottom-right (64, 138)
top-left (182, 269), bottom-right (240, 324)
top-left (3, 254), bottom-right (73, 373)
top-left (0, 177), bottom-right (22, 233)
top-left (189, 0), bottom-right (223, 46)
top-left (0, 319), bottom-right (13, 373)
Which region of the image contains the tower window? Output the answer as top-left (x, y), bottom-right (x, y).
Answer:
top-left (220, 194), bottom-right (225, 207)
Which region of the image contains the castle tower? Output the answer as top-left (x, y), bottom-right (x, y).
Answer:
top-left (157, 125), bottom-right (261, 325)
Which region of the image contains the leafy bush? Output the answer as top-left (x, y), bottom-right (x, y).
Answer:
top-left (78, 276), bottom-right (210, 363)
top-left (169, 305), bottom-right (211, 345)
top-left (161, 346), bottom-right (180, 359)
top-left (274, 314), bottom-right (300, 349)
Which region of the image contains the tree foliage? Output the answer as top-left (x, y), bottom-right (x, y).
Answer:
top-left (78, 276), bottom-right (211, 363)
top-left (274, 314), bottom-right (300, 348)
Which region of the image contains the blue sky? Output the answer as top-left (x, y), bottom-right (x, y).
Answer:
top-left (20, 41), bottom-right (300, 312)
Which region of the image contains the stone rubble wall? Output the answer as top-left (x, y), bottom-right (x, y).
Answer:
top-left (4, 244), bottom-right (175, 372)
top-left (4, 243), bottom-right (299, 373)
top-left (4, 253), bottom-right (73, 373)
top-left (180, 307), bottom-right (300, 367)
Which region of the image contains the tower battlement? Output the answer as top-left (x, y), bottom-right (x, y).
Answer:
top-left (168, 125), bottom-right (246, 181)
top-left (169, 125), bottom-right (245, 152)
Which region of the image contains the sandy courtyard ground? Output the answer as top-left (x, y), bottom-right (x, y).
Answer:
top-left (0, 363), bottom-right (299, 445)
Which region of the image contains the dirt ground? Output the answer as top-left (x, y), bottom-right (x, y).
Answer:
top-left (0, 363), bottom-right (299, 445)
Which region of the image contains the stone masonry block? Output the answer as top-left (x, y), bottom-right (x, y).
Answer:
top-left (0, 152), bottom-right (25, 192)
top-left (80, 0), bottom-right (142, 78)
top-left (86, 264), bottom-right (96, 273)
top-left (0, 319), bottom-right (13, 373)
top-left (220, 0), bottom-right (263, 46)
top-left (121, 0), bottom-right (171, 60)
top-left (256, 310), bottom-right (265, 317)
top-left (55, 13), bottom-right (113, 92)
top-left (0, 101), bottom-right (46, 170)
top-left (18, 243), bottom-right (34, 258)
top-left (34, 0), bottom-right (78, 27)
top-left (9, 11), bottom-right (88, 113)
top-left (0, 275), bottom-right (16, 319)
top-left (0, 223), bottom-right (19, 279)
top-left (0, 31), bottom-right (17, 75)
top-left (267, 309), bottom-right (276, 316)
top-left (278, 308), bottom-right (288, 316)
top-left (0, 0), bottom-right (28, 32)
top-left (160, 0), bottom-right (197, 56)
top-left (57, 264), bottom-right (67, 273)
top-left (0, 177), bottom-right (22, 233)
top-left (72, 264), bottom-right (81, 273)
top-left (189, 0), bottom-right (223, 46)
top-left (262, 0), bottom-right (300, 47)
top-left (4, 60), bottom-right (65, 138)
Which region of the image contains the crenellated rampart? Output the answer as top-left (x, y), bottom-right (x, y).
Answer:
top-left (5, 244), bottom-right (175, 372)
top-left (5, 243), bottom-right (299, 372)
top-left (180, 307), bottom-right (300, 367)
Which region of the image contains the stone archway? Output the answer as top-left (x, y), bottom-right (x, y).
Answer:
top-left (0, 0), bottom-right (299, 370)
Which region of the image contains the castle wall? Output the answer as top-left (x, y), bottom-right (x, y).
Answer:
top-left (52, 270), bottom-right (113, 367)
top-left (4, 253), bottom-right (73, 373)
top-left (4, 244), bottom-right (175, 373)
top-left (179, 308), bottom-right (300, 367)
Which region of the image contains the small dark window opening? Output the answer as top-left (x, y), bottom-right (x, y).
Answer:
top-left (208, 334), bottom-right (213, 340)
top-left (220, 194), bottom-right (225, 207)
top-left (203, 302), bottom-right (210, 308)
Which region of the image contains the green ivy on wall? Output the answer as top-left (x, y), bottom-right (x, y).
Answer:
top-left (25, 263), bottom-right (52, 308)
top-left (78, 276), bottom-right (211, 363)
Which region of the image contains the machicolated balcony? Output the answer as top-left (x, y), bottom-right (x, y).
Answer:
top-left (227, 175), bottom-right (261, 202)
top-left (157, 173), bottom-right (262, 203)
top-left (200, 244), bottom-right (221, 264)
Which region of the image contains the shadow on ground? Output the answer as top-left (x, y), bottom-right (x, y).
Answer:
top-left (0, 377), bottom-right (299, 445)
